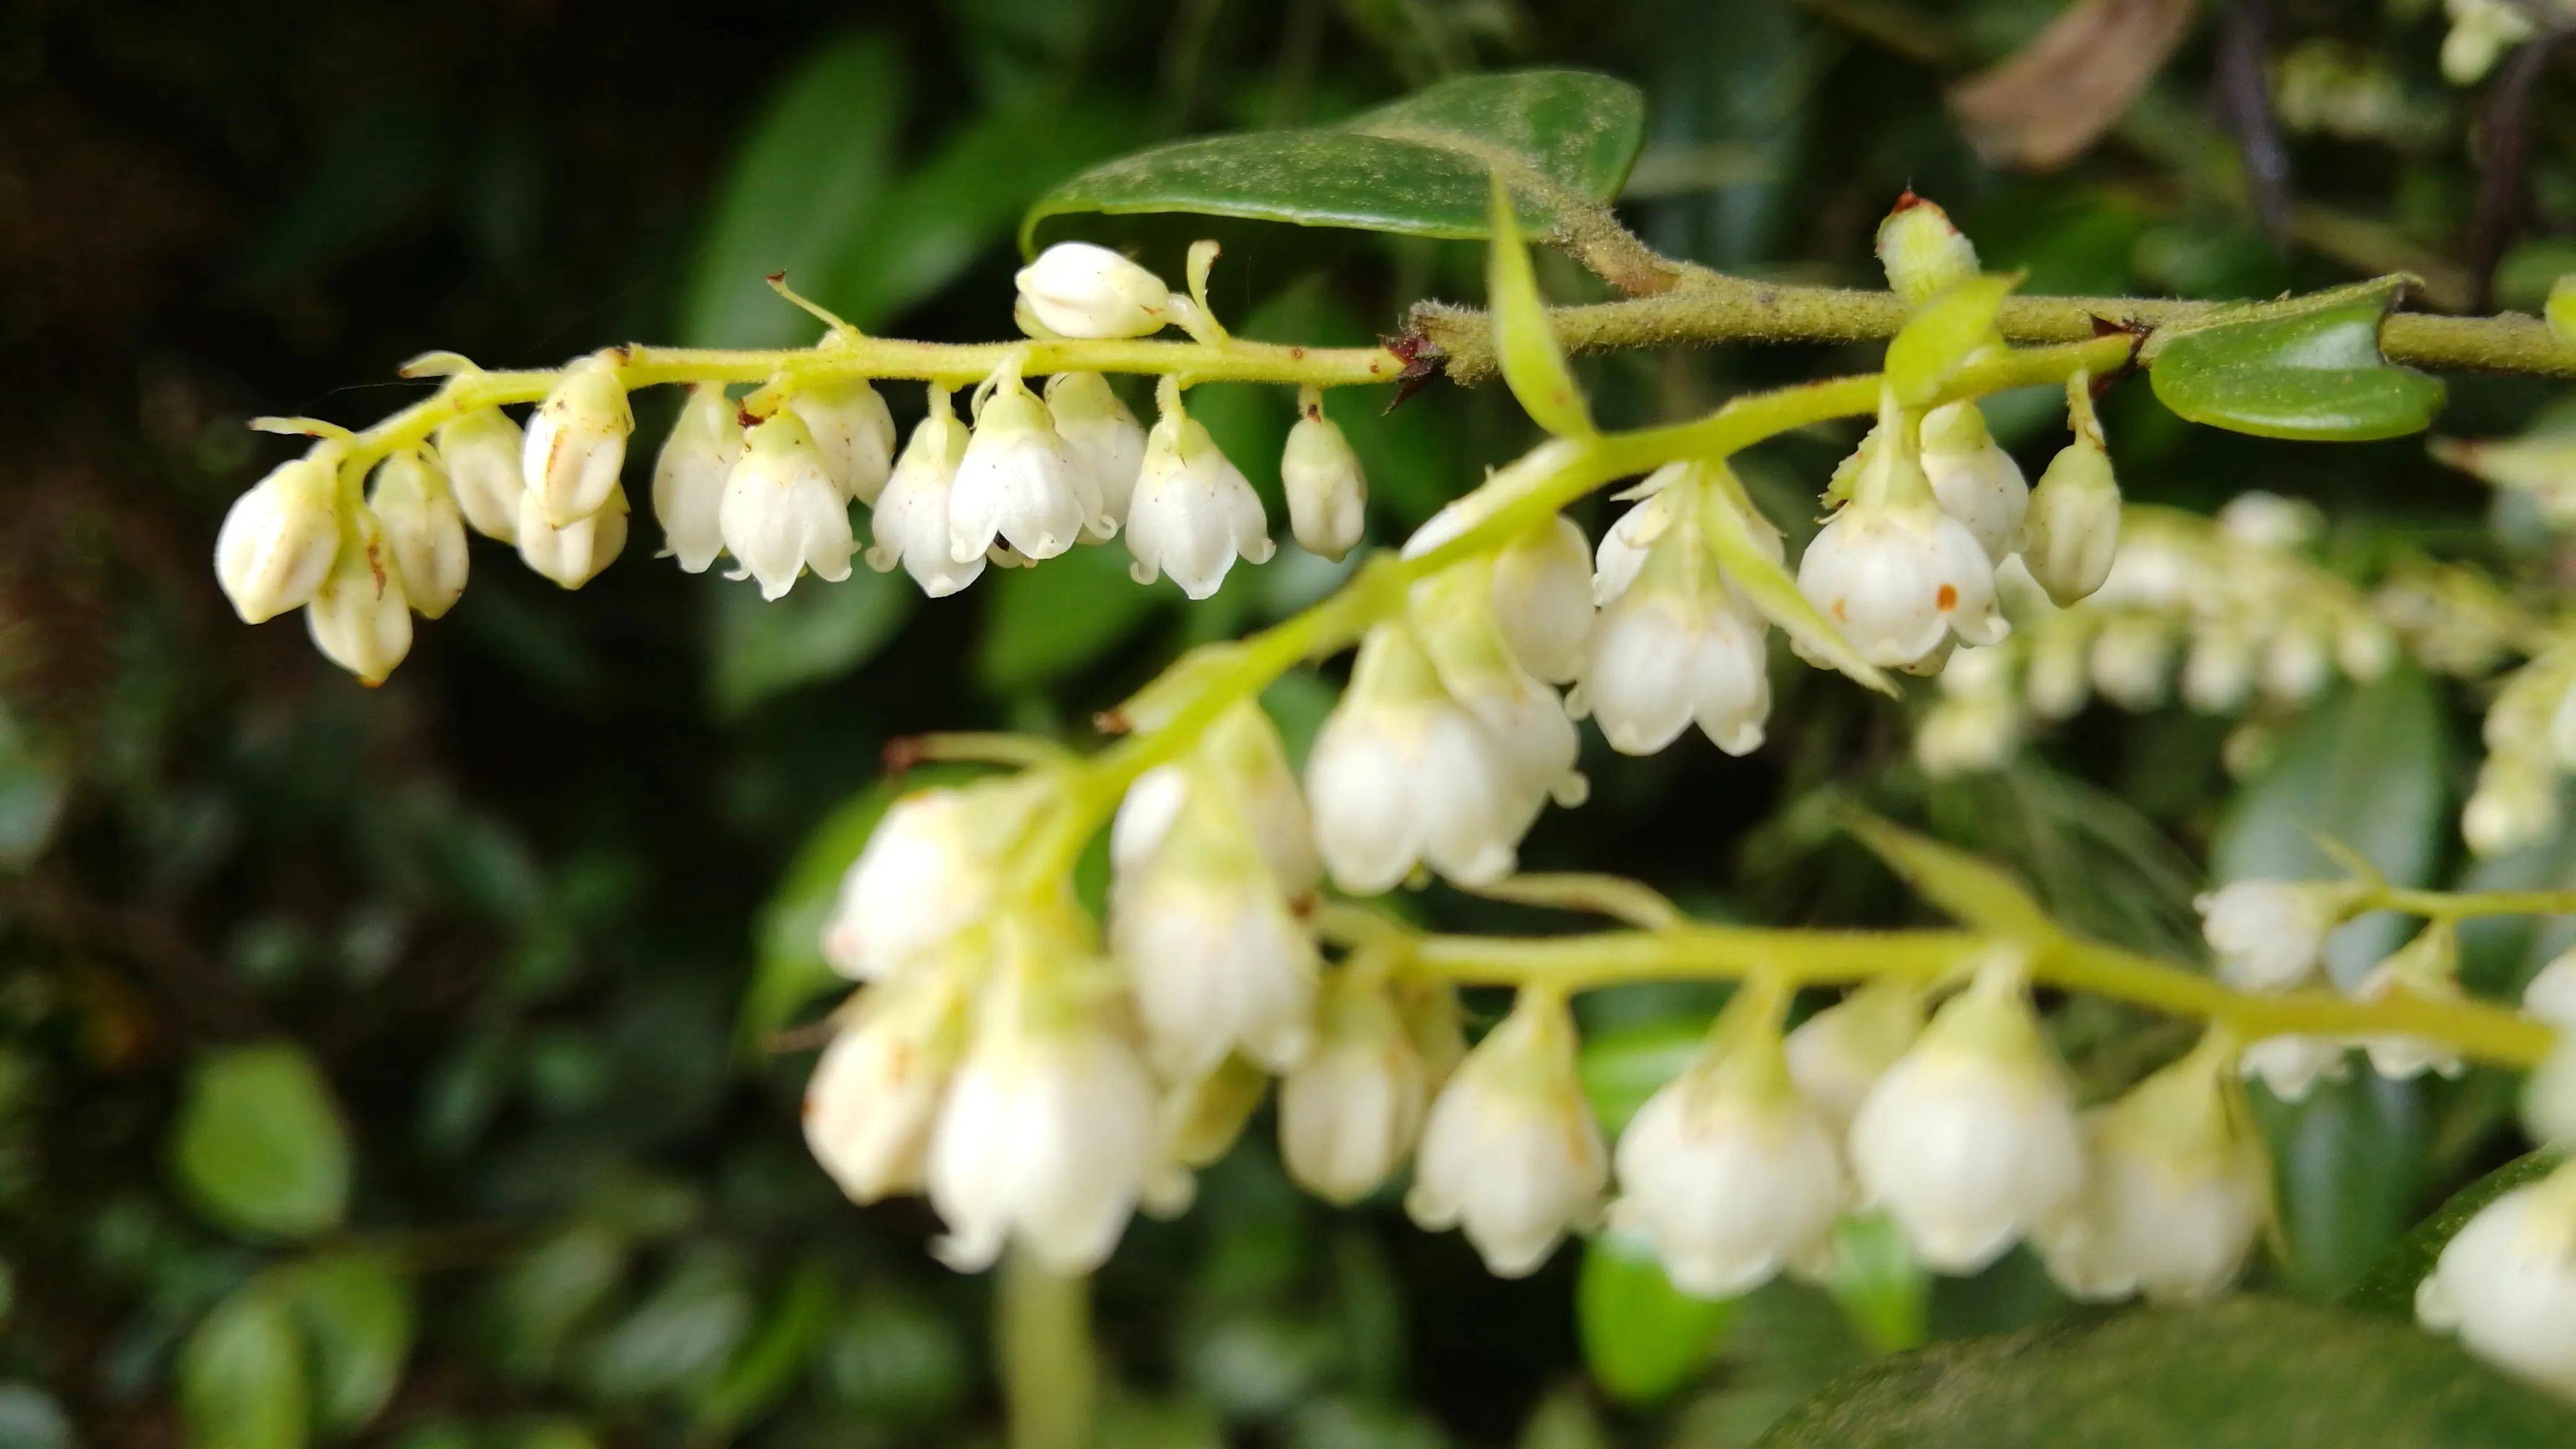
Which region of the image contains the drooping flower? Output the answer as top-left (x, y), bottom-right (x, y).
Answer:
top-left (515, 485), bottom-right (628, 590)
top-left (1575, 476), bottom-right (1771, 757)
top-left (1045, 371), bottom-right (1146, 535)
top-left (2195, 878), bottom-right (2354, 992)
top-left (2021, 417), bottom-right (2121, 606)
top-left (719, 411), bottom-right (856, 601)
top-left (369, 448), bottom-right (469, 619)
top-left (1305, 621), bottom-right (1526, 893)
top-left (2416, 1157), bottom-right (2576, 1399)
top-left (1125, 402), bottom-right (1272, 598)
top-left (1279, 970), bottom-right (1431, 1204)
top-left (949, 362), bottom-right (1100, 563)
top-left (818, 777), bottom-right (1050, 981)
top-left (788, 373), bottom-right (897, 505)
top-left (2349, 923), bottom-right (2469, 1081)
top-left (522, 354), bottom-right (633, 526)
top-left (804, 970), bottom-right (970, 1203)
top-left (1407, 990), bottom-right (1607, 1277)
top-left (434, 406), bottom-right (528, 543)
top-left (653, 385), bottom-right (742, 573)
top-left (216, 455), bottom-right (342, 625)
top-left (1785, 979), bottom-right (1926, 1136)
top-left (868, 389), bottom-right (982, 598)
top-left (1918, 401), bottom-right (2028, 565)
top-left (1798, 413), bottom-right (2005, 669)
top-left (303, 503), bottom-right (412, 684)
top-left (1281, 399), bottom-right (1367, 562)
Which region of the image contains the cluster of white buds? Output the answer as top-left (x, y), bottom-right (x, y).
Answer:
top-left (2456, 643), bottom-right (2576, 858)
top-left (1575, 463), bottom-right (1775, 755)
top-left (2416, 1154), bottom-right (2576, 1399)
top-left (1912, 499), bottom-right (2395, 781)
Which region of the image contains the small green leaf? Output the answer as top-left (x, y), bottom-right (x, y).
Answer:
top-left (1577, 1232), bottom-right (1735, 1406)
top-left (1697, 481), bottom-right (1896, 697)
top-left (1577, 1018), bottom-right (1705, 1136)
top-left (580, 1252), bottom-right (755, 1402)
top-left (2346, 1148), bottom-right (2570, 1316)
top-left (705, 570), bottom-right (915, 718)
top-left (279, 1251), bottom-right (414, 1438)
top-left (1755, 1297), bottom-right (2576, 1448)
top-left (976, 542), bottom-right (1171, 694)
top-left (1841, 813), bottom-right (2058, 944)
top-left (2148, 279), bottom-right (2447, 441)
top-left (1486, 177), bottom-right (1593, 437)
top-left (2248, 1073), bottom-right (2428, 1299)
top-left (172, 1043), bottom-right (352, 1241)
top-left (819, 1290), bottom-right (972, 1423)
top-left (1021, 70), bottom-right (1645, 250)
top-left (1883, 274), bottom-right (2016, 406)
top-left (695, 1260), bottom-right (842, 1435)
top-left (1818, 1211), bottom-right (1928, 1355)
top-left (182, 1286), bottom-right (310, 1449)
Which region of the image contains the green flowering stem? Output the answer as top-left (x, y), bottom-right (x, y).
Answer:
top-left (2372, 886), bottom-right (2576, 921)
top-left (1393, 923), bottom-right (2556, 1069)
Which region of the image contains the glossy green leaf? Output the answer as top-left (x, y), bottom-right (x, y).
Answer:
top-left (819, 1290), bottom-right (972, 1424)
top-left (181, 1286), bottom-right (310, 1449)
top-left (977, 541), bottom-right (1171, 694)
top-left (171, 1043), bottom-right (352, 1241)
top-left (1578, 1232), bottom-right (1734, 1406)
top-left (1697, 479), bottom-right (1896, 697)
top-left (1577, 1018), bottom-right (1704, 1136)
top-left (1883, 274), bottom-right (2015, 406)
top-left (1486, 177), bottom-right (1593, 436)
top-left (1818, 1212), bottom-right (1929, 1355)
top-left (1020, 70), bottom-right (1646, 250)
top-left (705, 570), bottom-right (914, 718)
top-left (2346, 1149), bottom-right (2569, 1316)
top-left (2148, 279), bottom-right (2447, 441)
top-left (279, 1251), bottom-right (414, 1438)
top-left (1841, 813), bottom-right (2058, 944)
top-left (1755, 1297), bottom-right (2576, 1447)
top-left (2248, 1073), bottom-right (2428, 1299)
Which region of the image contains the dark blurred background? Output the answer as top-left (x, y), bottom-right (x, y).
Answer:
top-left (6, 2), bottom-right (2575, 1447)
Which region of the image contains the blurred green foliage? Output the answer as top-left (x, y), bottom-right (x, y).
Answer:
top-left (7, 0), bottom-right (2576, 1445)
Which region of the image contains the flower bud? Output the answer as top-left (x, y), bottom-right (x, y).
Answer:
top-left (1282, 403), bottom-right (1367, 562)
top-left (1850, 965), bottom-right (2084, 1273)
top-left (1112, 702), bottom-right (1317, 899)
top-left (369, 448), bottom-right (469, 619)
top-left (2089, 616), bottom-right (2171, 710)
top-left (2261, 626), bottom-right (2333, 707)
top-left (2415, 1158), bottom-right (2576, 1398)
top-left (1280, 972), bottom-right (1432, 1204)
top-left (788, 373), bottom-right (897, 505)
top-left (2216, 490), bottom-right (2320, 552)
top-left (216, 456), bottom-right (342, 624)
top-left (804, 972), bottom-right (969, 1203)
top-left (1126, 408), bottom-right (1272, 599)
top-left (1307, 622), bottom-right (1528, 893)
top-left (522, 354), bottom-right (633, 526)
top-left (1796, 494), bottom-right (2005, 668)
top-left (653, 386), bottom-right (742, 573)
top-left (1487, 515), bottom-right (1595, 685)
top-left (926, 967), bottom-right (1162, 1274)
top-left (2440, 0), bottom-right (2539, 86)
top-left (1609, 993), bottom-right (1843, 1297)
top-left (1407, 990), bottom-right (1606, 1277)
top-left (1410, 567), bottom-right (1582, 832)
top-left (720, 412), bottom-right (856, 601)
top-left (2022, 433), bottom-right (2121, 606)
top-left (868, 396), bottom-right (981, 597)
top-left (1014, 242), bottom-right (1172, 339)
top-left (514, 485), bottom-right (628, 589)
top-left (2037, 1039), bottom-right (2265, 1303)
top-left (1577, 493), bottom-right (1769, 757)
top-left (819, 778), bottom-right (1050, 981)
top-left (434, 408), bottom-right (529, 544)
top-left (951, 369), bottom-right (1099, 562)
top-left (2552, 274), bottom-right (2575, 348)
top-left (1875, 193), bottom-right (1980, 307)
top-left (2195, 878), bottom-right (2351, 992)
top-left (1784, 979), bottom-right (1925, 1135)
top-left (304, 504), bottom-right (413, 684)
top-left (1918, 402), bottom-right (2027, 565)
top-left (1045, 372), bottom-right (1146, 533)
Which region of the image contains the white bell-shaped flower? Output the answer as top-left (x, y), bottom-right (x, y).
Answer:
top-left (1609, 988), bottom-right (1845, 1298)
top-left (2021, 428), bottom-right (2120, 606)
top-left (304, 504), bottom-right (413, 684)
top-left (1014, 242), bottom-right (1172, 339)
top-left (1126, 405), bottom-right (1272, 598)
top-left (949, 365), bottom-right (1100, 562)
top-left (787, 373), bottom-right (897, 505)
top-left (2217, 490), bottom-right (2321, 552)
top-left (2522, 953), bottom-right (2576, 1145)
top-left (1487, 515), bottom-right (1595, 684)
top-left (1281, 401), bottom-right (1367, 562)
top-left (514, 485), bottom-right (627, 590)
top-left (433, 407), bottom-right (527, 543)
top-left (652, 385), bottom-right (742, 573)
top-left (1045, 371), bottom-right (1146, 533)
top-left (1918, 402), bottom-right (2028, 565)
top-left (522, 354), bottom-right (633, 526)
top-left (1784, 979), bottom-right (1926, 1136)
top-left (217, 455), bottom-right (342, 624)
top-left (804, 971), bottom-right (969, 1203)
top-left (1849, 964), bottom-right (2084, 1273)
top-left (2037, 1036), bottom-right (2266, 1303)
top-left (2415, 1159), bottom-right (2576, 1398)
top-left (2262, 625), bottom-right (2333, 707)
top-left (2349, 923), bottom-right (2469, 1081)
top-left (1797, 422), bottom-right (2004, 668)
top-left (1306, 621), bottom-right (1525, 894)
top-left (2239, 1031), bottom-right (2351, 1102)
top-left (720, 411), bottom-right (856, 601)
top-left (1411, 566), bottom-right (1582, 831)
top-left (369, 448), bottom-right (469, 619)
top-left (2195, 878), bottom-right (2351, 992)
top-left (867, 393), bottom-right (981, 598)
top-left (2181, 626), bottom-right (2256, 714)
top-left (926, 962), bottom-right (1162, 1274)
top-left (818, 778), bottom-right (1049, 981)
top-left (2089, 617), bottom-right (2172, 710)
top-left (1407, 989), bottom-right (1606, 1277)
top-left (1577, 492), bottom-right (1771, 757)
top-left (1279, 971), bottom-right (1432, 1204)
top-left (1108, 753), bottom-right (1317, 1081)
top-left (1111, 702), bottom-right (1318, 899)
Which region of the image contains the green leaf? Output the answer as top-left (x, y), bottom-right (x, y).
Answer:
top-left (1577, 1017), bottom-right (1704, 1136)
top-left (679, 34), bottom-right (910, 348)
top-left (1818, 1211), bottom-right (1929, 1355)
top-left (705, 570), bottom-right (915, 718)
top-left (487, 1225), bottom-right (628, 1383)
top-left (1020, 70), bottom-right (1646, 250)
top-left (278, 1251), bottom-right (414, 1438)
top-left (2248, 1073), bottom-right (2428, 1299)
top-left (1486, 176), bottom-right (1593, 437)
top-left (172, 1043), bottom-right (352, 1240)
top-left (1697, 481), bottom-right (1896, 697)
top-left (1754, 1297), bottom-right (2576, 1448)
top-left (2346, 1148), bottom-right (2570, 1316)
top-left (976, 542), bottom-right (1171, 694)
top-left (1883, 274), bottom-right (2016, 406)
top-left (2147, 279), bottom-right (2447, 442)
top-left (182, 1286), bottom-right (310, 1449)
top-left (2548, 276), bottom-right (2573, 347)
top-left (819, 1289), bottom-right (972, 1424)
top-left (1578, 1232), bottom-right (1735, 1406)
top-left (695, 1260), bottom-right (842, 1435)
top-left (1840, 813), bottom-right (2058, 944)
top-left (580, 1252), bottom-right (755, 1402)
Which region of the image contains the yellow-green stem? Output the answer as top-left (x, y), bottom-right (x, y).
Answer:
top-left (2375, 886), bottom-right (2576, 921)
